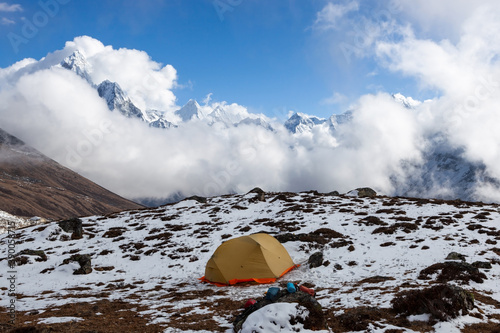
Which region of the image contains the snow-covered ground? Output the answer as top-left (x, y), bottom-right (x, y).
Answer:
top-left (0, 210), bottom-right (30, 234)
top-left (0, 191), bottom-right (499, 332)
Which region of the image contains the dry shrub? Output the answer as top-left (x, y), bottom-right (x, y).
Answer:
top-left (373, 223), bottom-right (419, 235)
top-left (335, 307), bottom-right (383, 331)
top-left (418, 262), bottom-right (487, 284)
top-left (392, 284), bottom-right (474, 321)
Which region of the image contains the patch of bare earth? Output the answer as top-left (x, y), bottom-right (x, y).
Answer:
top-left (0, 299), bottom-right (164, 333)
top-left (157, 288), bottom-right (235, 332)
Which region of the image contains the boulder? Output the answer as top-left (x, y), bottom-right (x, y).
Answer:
top-left (63, 254), bottom-right (92, 275)
top-left (234, 288), bottom-right (327, 331)
top-left (356, 187), bottom-right (377, 198)
top-left (247, 187), bottom-right (266, 202)
top-left (58, 218), bottom-right (83, 239)
top-left (347, 188), bottom-right (377, 198)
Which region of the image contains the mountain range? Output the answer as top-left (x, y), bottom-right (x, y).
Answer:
top-left (1, 49), bottom-right (498, 204)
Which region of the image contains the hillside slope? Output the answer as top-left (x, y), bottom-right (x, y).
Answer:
top-left (0, 128), bottom-right (142, 219)
top-left (0, 190), bottom-right (499, 332)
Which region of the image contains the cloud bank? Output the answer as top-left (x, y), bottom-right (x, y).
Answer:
top-left (1, 1), bottom-right (500, 204)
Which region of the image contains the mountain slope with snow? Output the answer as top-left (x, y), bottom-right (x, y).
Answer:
top-left (0, 128), bottom-right (143, 219)
top-left (1, 190), bottom-right (499, 332)
top-left (175, 99), bottom-right (207, 122)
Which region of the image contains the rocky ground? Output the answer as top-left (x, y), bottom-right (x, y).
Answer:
top-left (0, 189), bottom-right (500, 332)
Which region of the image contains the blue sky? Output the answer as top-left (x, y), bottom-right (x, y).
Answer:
top-left (0, 0), bottom-right (484, 119)
top-left (2, 0), bottom-right (500, 201)
top-left (0, 0), bottom-right (434, 118)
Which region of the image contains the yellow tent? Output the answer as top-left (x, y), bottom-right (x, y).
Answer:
top-left (200, 233), bottom-right (298, 286)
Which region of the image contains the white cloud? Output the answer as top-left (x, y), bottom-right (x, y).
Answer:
top-left (320, 91), bottom-right (347, 105)
top-left (0, 2), bottom-right (21, 24)
top-left (1, 16), bottom-right (14, 24)
top-left (202, 93), bottom-right (213, 105)
top-left (0, 2), bottom-right (22, 12)
top-left (374, 2), bottom-right (500, 199)
top-left (312, 1), bottom-right (359, 30)
top-left (393, 0), bottom-right (498, 40)
top-left (62, 36), bottom-right (179, 113)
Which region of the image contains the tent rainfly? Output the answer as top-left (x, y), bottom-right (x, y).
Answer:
top-left (200, 233), bottom-right (298, 286)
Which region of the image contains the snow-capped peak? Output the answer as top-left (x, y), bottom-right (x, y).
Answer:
top-left (284, 112), bottom-right (326, 133)
top-left (145, 109), bottom-right (177, 129)
top-left (328, 110), bottom-right (353, 129)
top-left (392, 93), bottom-right (421, 109)
top-left (97, 80), bottom-right (143, 119)
top-left (175, 99), bottom-right (206, 122)
top-left (60, 50), bottom-right (94, 85)
top-left (207, 105), bottom-right (247, 126)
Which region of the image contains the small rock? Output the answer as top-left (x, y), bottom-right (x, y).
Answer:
top-left (16, 249), bottom-right (47, 262)
top-left (472, 261), bottom-right (492, 269)
top-left (308, 252), bottom-right (324, 268)
top-left (445, 252), bottom-right (467, 261)
top-left (334, 263), bottom-right (343, 270)
top-left (184, 195), bottom-right (207, 204)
